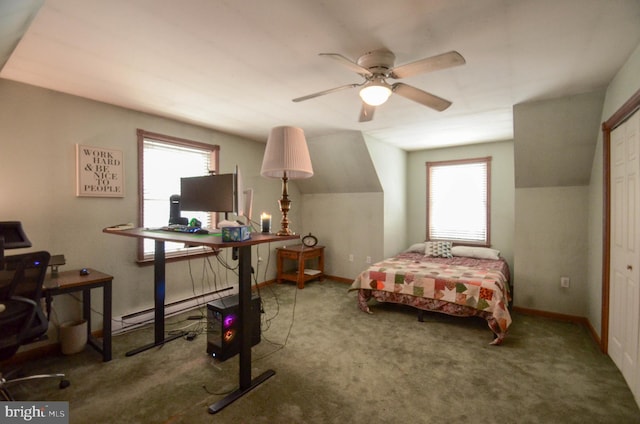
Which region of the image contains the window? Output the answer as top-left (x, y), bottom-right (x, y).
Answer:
top-left (426, 157), bottom-right (491, 246)
top-left (137, 129), bottom-right (219, 261)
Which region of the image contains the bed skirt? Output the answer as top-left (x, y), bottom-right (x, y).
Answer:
top-left (356, 288), bottom-right (506, 345)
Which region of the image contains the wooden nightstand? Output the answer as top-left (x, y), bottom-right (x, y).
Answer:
top-left (276, 245), bottom-right (325, 289)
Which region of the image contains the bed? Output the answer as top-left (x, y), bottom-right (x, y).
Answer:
top-left (349, 242), bottom-right (512, 345)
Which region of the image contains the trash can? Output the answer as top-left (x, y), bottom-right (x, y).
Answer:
top-left (59, 320), bottom-right (87, 355)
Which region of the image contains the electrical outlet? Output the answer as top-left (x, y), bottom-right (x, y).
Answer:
top-left (560, 276), bottom-right (570, 288)
top-left (349, 254), bottom-right (354, 262)
top-left (366, 256), bottom-right (372, 264)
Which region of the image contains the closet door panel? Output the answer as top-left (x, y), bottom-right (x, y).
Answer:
top-left (610, 123), bottom-right (626, 368)
top-left (609, 108), bottom-right (640, 398)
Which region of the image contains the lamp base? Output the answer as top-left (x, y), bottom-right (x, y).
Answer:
top-left (276, 175), bottom-right (294, 237)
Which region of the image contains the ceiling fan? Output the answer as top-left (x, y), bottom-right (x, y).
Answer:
top-left (292, 49), bottom-right (465, 122)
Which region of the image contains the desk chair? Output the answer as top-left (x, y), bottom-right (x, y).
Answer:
top-left (0, 251), bottom-right (70, 401)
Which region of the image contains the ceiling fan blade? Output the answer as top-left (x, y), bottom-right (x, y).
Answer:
top-left (392, 83), bottom-right (452, 111)
top-left (319, 53), bottom-right (372, 76)
top-left (359, 102), bottom-right (376, 122)
top-left (390, 51), bottom-right (465, 79)
top-left (292, 83), bottom-right (360, 102)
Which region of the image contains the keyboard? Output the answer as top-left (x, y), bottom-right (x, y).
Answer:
top-left (161, 225), bottom-right (209, 234)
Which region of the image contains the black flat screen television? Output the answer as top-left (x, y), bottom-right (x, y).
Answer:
top-left (180, 173), bottom-right (236, 213)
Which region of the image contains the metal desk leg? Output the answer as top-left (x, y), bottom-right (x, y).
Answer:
top-left (126, 239), bottom-right (183, 356)
top-left (208, 244), bottom-right (275, 414)
top-left (83, 282), bottom-right (113, 362)
top-left (103, 280), bottom-right (112, 361)
top-left (82, 288), bottom-right (92, 347)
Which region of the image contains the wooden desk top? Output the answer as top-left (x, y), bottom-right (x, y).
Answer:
top-left (103, 226), bottom-right (299, 248)
top-left (43, 268), bottom-right (113, 291)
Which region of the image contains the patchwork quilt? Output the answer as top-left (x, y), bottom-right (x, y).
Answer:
top-left (349, 252), bottom-right (511, 344)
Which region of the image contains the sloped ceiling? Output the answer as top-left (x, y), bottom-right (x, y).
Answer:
top-left (514, 90), bottom-right (605, 188)
top-left (297, 131), bottom-right (382, 194)
top-left (0, 0), bottom-right (42, 69)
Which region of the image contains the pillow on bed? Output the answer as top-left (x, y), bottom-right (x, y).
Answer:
top-left (451, 246), bottom-right (500, 260)
top-left (404, 243), bottom-right (426, 254)
top-left (424, 241), bottom-right (453, 258)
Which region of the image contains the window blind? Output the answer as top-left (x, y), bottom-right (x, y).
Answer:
top-left (428, 159), bottom-right (488, 244)
top-left (142, 138), bottom-right (214, 257)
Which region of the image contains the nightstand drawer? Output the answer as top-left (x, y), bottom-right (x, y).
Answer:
top-left (279, 250), bottom-right (300, 260)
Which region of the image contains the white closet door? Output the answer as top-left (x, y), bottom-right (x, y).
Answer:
top-left (609, 108), bottom-right (640, 400)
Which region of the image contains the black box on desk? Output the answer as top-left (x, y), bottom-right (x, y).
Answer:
top-left (206, 293), bottom-right (261, 361)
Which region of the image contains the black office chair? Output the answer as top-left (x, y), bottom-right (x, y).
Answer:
top-left (0, 250), bottom-right (70, 401)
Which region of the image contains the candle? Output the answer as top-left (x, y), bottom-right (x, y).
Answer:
top-left (260, 213), bottom-right (271, 233)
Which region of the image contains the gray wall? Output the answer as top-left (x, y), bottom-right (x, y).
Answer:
top-left (0, 79), bottom-right (290, 330)
top-left (300, 192), bottom-right (384, 279)
top-left (297, 131), bottom-right (402, 279)
top-left (511, 91), bottom-right (605, 317)
top-left (364, 135), bottom-right (408, 260)
top-left (514, 186), bottom-right (588, 315)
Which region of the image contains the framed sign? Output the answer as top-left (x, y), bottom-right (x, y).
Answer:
top-left (76, 144), bottom-right (125, 197)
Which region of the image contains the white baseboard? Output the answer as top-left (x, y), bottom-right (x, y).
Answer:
top-left (112, 284), bottom-right (238, 334)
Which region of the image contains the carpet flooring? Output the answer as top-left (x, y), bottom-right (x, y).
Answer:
top-left (4, 279), bottom-right (640, 423)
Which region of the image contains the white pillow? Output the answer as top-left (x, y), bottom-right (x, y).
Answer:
top-left (451, 246), bottom-right (500, 260)
top-left (404, 243), bottom-right (425, 254)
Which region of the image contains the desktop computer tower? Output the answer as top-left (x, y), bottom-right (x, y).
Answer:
top-left (206, 293), bottom-right (261, 361)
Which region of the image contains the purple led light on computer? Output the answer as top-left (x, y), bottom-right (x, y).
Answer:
top-left (224, 314), bottom-right (236, 328)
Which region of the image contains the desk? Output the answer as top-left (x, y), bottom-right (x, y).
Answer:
top-left (103, 227), bottom-right (297, 413)
top-left (276, 245), bottom-right (325, 289)
top-left (43, 269), bottom-right (113, 362)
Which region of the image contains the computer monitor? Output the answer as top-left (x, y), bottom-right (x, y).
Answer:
top-left (235, 165), bottom-right (244, 217)
top-left (234, 166), bottom-right (254, 224)
top-left (180, 173), bottom-right (236, 213)
top-left (242, 188), bottom-right (253, 223)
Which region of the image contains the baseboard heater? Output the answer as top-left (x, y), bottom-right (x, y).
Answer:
top-left (112, 285), bottom-right (237, 334)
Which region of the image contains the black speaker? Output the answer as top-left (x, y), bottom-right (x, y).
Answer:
top-left (206, 293), bottom-right (261, 361)
top-left (169, 194), bottom-right (188, 225)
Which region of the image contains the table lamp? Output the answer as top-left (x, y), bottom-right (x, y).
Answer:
top-left (260, 126), bottom-right (313, 236)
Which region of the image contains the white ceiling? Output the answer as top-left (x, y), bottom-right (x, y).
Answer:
top-left (2, 0), bottom-right (640, 151)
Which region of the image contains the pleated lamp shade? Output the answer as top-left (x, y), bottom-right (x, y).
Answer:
top-left (260, 126), bottom-right (313, 179)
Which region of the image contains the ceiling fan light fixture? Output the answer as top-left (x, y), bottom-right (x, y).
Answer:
top-left (359, 79), bottom-right (392, 106)
top-left (295, 49), bottom-right (464, 120)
